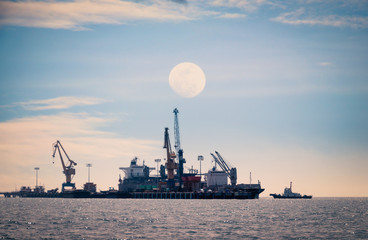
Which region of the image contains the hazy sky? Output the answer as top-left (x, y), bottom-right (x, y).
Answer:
top-left (0, 0), bottom-right (367, 197)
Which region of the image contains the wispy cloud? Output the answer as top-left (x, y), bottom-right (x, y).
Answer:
top-left (210, 0), bottom-right (271, 12)
top-left (218, 13), bottom-right (247, 19)
top-left (0, 0), bottom-right (192, 30)
top-left (272, 8), bottom-right (368, 29)
top-left (0, 112), bottom-right (162, 191)
top-left (209, 1), bottom-right (368, 29)
top-left (13, 96), bottom-right (107, 111)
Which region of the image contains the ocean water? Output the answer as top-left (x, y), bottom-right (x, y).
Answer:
top-left (0, 198), bottom-right (367, 239)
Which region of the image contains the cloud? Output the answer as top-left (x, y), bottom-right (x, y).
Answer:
top-left (15, 96), bottom-right (108, 111)
top-left (272, 8), bottom-right (368, 29)
top-left (217, 13), bottom-right (247, 19)
top-left (0, 0), bottom-right (191, 30)
top-left (210, 0), bottom-right (271, 12)
top-left (209, 1), bottom-right (368, 29)
top-left (1, 0), bottom-right (366, 30)
top-left (0, 112), bottom-right (162, 191)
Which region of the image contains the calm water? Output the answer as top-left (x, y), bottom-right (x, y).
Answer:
top-left (0, 198), bottom-right (367, 239)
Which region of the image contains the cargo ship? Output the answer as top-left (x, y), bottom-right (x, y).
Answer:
top-left (116, 156), bottom-right (264, 199)
top-left (270, 182), bottom-right (312, 199)
top-left (114, 108), bottom-right (264, 199)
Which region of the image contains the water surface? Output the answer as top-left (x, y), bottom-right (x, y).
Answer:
top-left (0, 198), bottom-right (367, 239)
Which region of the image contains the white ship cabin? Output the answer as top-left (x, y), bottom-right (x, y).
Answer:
top-left (119, 157), bottom-right (152, 179)
top-left (206, 168), bottom-right (228, 187)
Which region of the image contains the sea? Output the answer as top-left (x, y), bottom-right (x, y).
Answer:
top-left (0, 197), bottom-right (367, 239)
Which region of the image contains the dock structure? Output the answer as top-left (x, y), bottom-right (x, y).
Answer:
top-left (0, 190), bottom-right (262, 199)
top-left (131, 191), bottom-right (252, 199)
top-left (0, 190), bottom-right (60, 198)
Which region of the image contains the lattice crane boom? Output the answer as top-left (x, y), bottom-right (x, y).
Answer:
top-left (173, 108), bottom-right (186, 183)
top-left (52, 140), bottom-right (77, 190)
top-left (173, 108), bottom-right (181, 154)
top-left (163, 128), bottom-right (177, 181)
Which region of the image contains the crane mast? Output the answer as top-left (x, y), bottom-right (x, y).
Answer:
top-left (52, 140), bottom-right (77, 191)
top-left (173, 108), bottom-right (181, 153)
top-left (163, 128), bottom-right (177, 188)
top-left (210, 151), bottom-right (237, 186)
top-left (173, 108), bottom-right (186, 184)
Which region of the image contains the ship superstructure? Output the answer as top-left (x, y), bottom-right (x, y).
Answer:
top-left (118, 157), bottom-right (155, 192)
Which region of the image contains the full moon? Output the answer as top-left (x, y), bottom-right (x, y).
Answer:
top-left (169, 62), bottom-right (206, 98)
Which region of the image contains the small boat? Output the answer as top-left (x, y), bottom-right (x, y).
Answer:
top-left (270, 182), bottom-right (312, 199)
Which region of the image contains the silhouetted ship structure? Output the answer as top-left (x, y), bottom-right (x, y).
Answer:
top-left (1, 108), bottom-right (264, 199)
top-left (270, 182), bottom-right (312, 199)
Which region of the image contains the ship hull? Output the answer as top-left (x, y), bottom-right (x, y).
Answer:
top-left (270, 194), bottom-right (312, 199)
top-left (2, 189), bottom-right (264, 199)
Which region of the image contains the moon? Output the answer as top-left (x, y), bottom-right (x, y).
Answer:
top-left (169, 62), bottom-right (206, 98)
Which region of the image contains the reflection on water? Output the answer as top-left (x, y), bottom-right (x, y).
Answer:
top-left (0, 198), bottom-right (367, 239)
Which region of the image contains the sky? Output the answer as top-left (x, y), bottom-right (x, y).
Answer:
top-left (0, 0), bottom-right (367, 197)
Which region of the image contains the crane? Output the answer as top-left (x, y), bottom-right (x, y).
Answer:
top-left (52, 140), bottom-right (77, 192)
top-left (163, 127), bottom-right (177, 189)
top-left (173, 108), bottom-right (186, 184)
top-left (210, 151), bottom-right (237, 186)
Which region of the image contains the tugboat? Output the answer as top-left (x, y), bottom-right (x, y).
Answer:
top-left (270, 182), bottom-right (312, 199)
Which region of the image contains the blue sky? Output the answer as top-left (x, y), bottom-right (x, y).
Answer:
top-left (0, 0), bottom-right (367, 196)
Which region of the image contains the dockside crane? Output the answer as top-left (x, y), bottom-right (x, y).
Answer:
top-left (163, 128), bottom-right (178, 189)
top-left (173, 108), bottom-right (186, 184)
top-left (52, 140), bottom-right (77, 192)
top-left (210, 151), bottom-right (237, 186)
